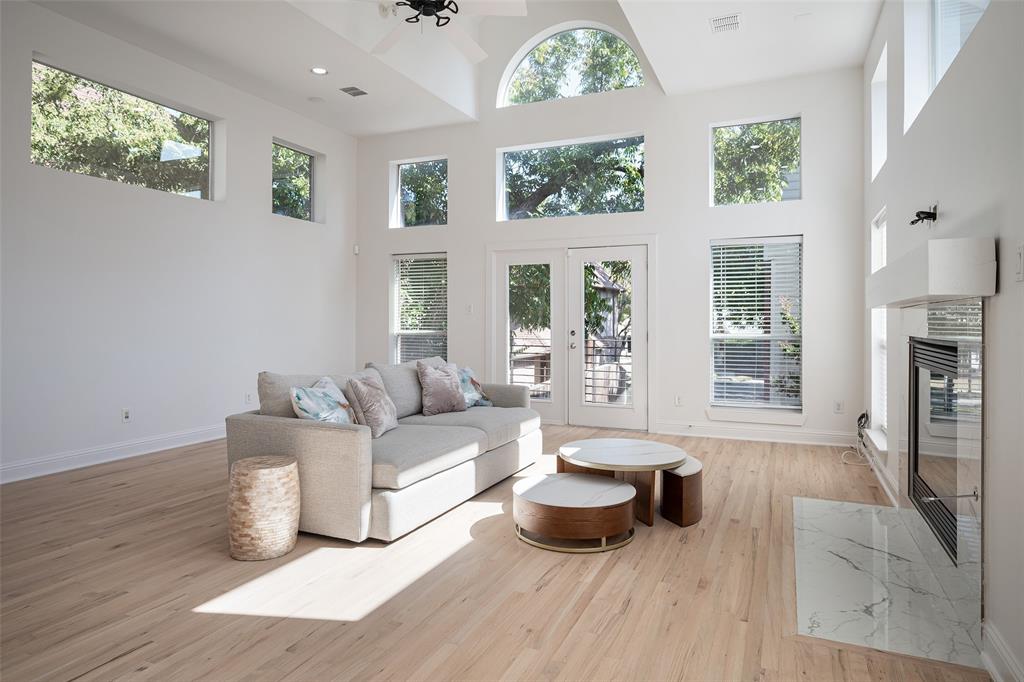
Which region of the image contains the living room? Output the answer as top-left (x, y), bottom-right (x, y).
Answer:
top-left (1, 0), bottom-right (1021, 680)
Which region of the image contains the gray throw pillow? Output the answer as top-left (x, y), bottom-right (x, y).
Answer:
top-left (417, 361), bottom-right (467, 416)
top-left (347, 375), bottom-right (398, 438)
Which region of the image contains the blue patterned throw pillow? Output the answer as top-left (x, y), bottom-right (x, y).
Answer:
top-left (290, 377), bottom-right (356, 424)
top-left (457, 367), bottom-right (492, 408)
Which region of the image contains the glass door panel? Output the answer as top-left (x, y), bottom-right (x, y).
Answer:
top-left (508, 264), bottom-right (552, 400)
top-left (568, 246), bottom-right (647, 430)
top-left (494, 251), bottom-right (565, 424)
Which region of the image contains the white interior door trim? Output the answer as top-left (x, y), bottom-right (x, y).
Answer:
top-left (485, 233), bottom-right (658, 431)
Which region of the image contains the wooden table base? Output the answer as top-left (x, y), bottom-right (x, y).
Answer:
top-left (556, 457), bottom-right (656, 526)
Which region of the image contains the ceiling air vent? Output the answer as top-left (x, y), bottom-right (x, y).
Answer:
top-left (709, 13), bottom-right (741, 33)
top-left (340, 86), bottom-right (368, 97)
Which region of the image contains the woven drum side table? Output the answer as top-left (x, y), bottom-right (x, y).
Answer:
top-left (228, 455), bottom-right (300, 561)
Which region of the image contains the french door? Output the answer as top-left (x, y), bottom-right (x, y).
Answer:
top-left (494, 245), bottom-right (648, 430)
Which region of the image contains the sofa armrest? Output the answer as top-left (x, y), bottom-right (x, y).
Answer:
top-left (480, 383), bottom-right (530, 409)
top-left (225, 411), bottom-right (373, 542)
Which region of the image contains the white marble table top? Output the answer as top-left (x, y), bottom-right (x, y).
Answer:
top-left (513, 473), bottom-right (636, 508)
top-left (558, 438), bottom-right (688, 472)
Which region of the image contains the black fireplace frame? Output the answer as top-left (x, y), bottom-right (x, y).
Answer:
top-left (908, 336), bottom-right (959, 562)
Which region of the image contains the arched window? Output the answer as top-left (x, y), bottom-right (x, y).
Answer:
top-left (500, 26), bottom-right (644, 107)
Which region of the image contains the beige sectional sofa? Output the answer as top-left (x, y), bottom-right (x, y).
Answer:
top-left (225, 358), bottom-right (542, 542)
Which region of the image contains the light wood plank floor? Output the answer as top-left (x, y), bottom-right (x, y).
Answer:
top-left (1, 426), bottom-right (989, 681)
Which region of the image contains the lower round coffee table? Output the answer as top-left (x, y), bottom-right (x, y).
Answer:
top-left (557, 438), bottom-right (688, 526)
top-left (513, 473), bottom-right (636, 553)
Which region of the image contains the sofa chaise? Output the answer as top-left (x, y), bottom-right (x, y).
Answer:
top-left (225, 358), bottom-right (542, 542)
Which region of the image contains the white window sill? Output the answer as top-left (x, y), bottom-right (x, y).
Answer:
top-left (705, 406), bottom-right (805, 427)
top-left (865, 428), bottom-right (888, 454)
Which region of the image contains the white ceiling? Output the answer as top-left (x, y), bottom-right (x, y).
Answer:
top-left (37, 0), bottom-right (881, 137)
top-left (618, 0), bottom-right (881, 95)
top-left (38, 0), bottom-right (479, 137)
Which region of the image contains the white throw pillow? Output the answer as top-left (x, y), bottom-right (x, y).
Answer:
top-left (290, 377), bottom-right (355, 424)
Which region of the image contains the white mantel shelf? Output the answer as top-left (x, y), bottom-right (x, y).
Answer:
top-left (866, 238), bottom-right (997, 308)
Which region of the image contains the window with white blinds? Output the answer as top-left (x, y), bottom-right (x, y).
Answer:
top-left (926, 299), bottom-right (982, 423)
top-left (393, 254), bottom-right (448, 363)
top-left (933, 0), bottom-right (990, 87)
top-left (710, 236), bottom-right (803, 409)
top-left (872, 308), bottom-right (888, 432)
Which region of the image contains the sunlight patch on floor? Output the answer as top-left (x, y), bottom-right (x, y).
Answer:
top-left (194, 498), bottom-right (505, 622)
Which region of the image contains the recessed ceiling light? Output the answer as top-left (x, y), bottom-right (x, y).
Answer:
top-left (310, 66), bottom-right (328, 76)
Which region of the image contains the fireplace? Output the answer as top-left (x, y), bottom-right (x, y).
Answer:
top-left (908, 334), bottom-right (980, 562)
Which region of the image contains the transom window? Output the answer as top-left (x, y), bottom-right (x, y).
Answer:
top-left (31, 61), bottom-right (211, 198)
top-left (502, 27), bottom-right (644, 107)
top-left (394, 159), bottom-right (448, 228)
top-left (712, 117), bottom-right (801, 206)
top-left (501, 136), bottom-right (644, 220)
top-left (272, 143), bottom-right (313, 221)
top-left (710, 236), bottom-right (803, 409)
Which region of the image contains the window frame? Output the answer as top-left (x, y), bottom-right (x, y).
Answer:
top-left (389, 156), bottom-right (449, 229)
top-left (708, 114), bottom-right (803, 208)
top-left (496, 131), bottom-right (645, 222)
top-left (871, 207), bottom-right (888, 274)
top-left (495, 21), bottom-right (645, 108)
top-left (708, 234), bottom-right (804, 412)
top-left (390, 253), bottom-right (449, 364)
top-left (871, 308), bottom-right (888, 433)
top-left (271, 140), bottom-right (315, 222)
top-left (870, 45), bottom-right (888, 180)
top-left (930, 0), bottom-right (990, 90)
top-left (30, 59), bottom-right (216, 199)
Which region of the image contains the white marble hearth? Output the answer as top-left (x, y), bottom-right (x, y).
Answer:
top-left (793, 497), bottom-right (981, 668)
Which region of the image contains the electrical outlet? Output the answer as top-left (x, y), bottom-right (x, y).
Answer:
top-left (121, 408), bottom-right (132, 424)
top-left (1016, 242), bottom-right (1023, 283)
top-left (833, 400), bottom-right (845, 415)
top-left (674, 395), bottom-right (682, 407)
top-left (245, 392), bottom-right (254, 405)
top-left (465, 304), bottom-right (474, 315)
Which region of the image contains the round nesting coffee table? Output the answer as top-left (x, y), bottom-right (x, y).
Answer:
top-left (513, 473), bottom-right (636, 553)
top-left (557, 438), bottom-right (688, 526)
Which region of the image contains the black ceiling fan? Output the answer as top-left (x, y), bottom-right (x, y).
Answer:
top-left (369, 0), bottom-right (527, 64)
top-left (396, 0), bottom-right (459, 27)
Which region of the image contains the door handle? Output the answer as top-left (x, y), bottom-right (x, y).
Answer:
top-left (922, 487), bottom-right (979, 502)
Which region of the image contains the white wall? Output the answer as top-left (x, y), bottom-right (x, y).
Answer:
top-left (861, 0), bottom-right (1024, 676)
top-left (0, 2), bottom-right (359, 482)
top-left (355, 1), bottom-right (865, 445)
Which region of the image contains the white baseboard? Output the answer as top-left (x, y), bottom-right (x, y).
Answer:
top-left (0, 424), bottom-right (226, 484)
top-left (655, 420), bottom-right (855, 447)
top-left (984, 621), bottom-right (1024, 682)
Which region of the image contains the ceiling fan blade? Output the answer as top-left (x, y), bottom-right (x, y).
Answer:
top-left (371, 23), bottom-right (405, 54)
top-left (444, 22), bottom-right (488, 63)
top-left (459, 0), bottom-right (527, 16)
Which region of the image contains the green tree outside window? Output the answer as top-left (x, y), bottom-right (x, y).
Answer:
top-left (272, 144), bottom-right (312, 221)
top-left (713, 118), bottom-right (801, 206)
top-left (31, 61), bottom-right (210, 198)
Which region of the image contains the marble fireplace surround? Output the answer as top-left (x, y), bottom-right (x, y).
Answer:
top-left (860, 237), bottom-right (992, 668)
top-left (793, 497), bottom-right (981, 668)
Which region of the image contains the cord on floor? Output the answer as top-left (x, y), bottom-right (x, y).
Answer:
top-left (840, 447), bottom-right (870, 466)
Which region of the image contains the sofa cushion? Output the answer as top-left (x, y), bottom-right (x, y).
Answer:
top-left (367, 357), bottom-right (446, 419)
top-left (258, 369), bottom-right (381, 418)
top-left (399, 407), bottom-right (540, 450)
top-left (370, 425), bottom-right (487, 489)
top-left (347, 374), bottom-right (399, 439)
top-left (417, 361), bottom-right (466, 416)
